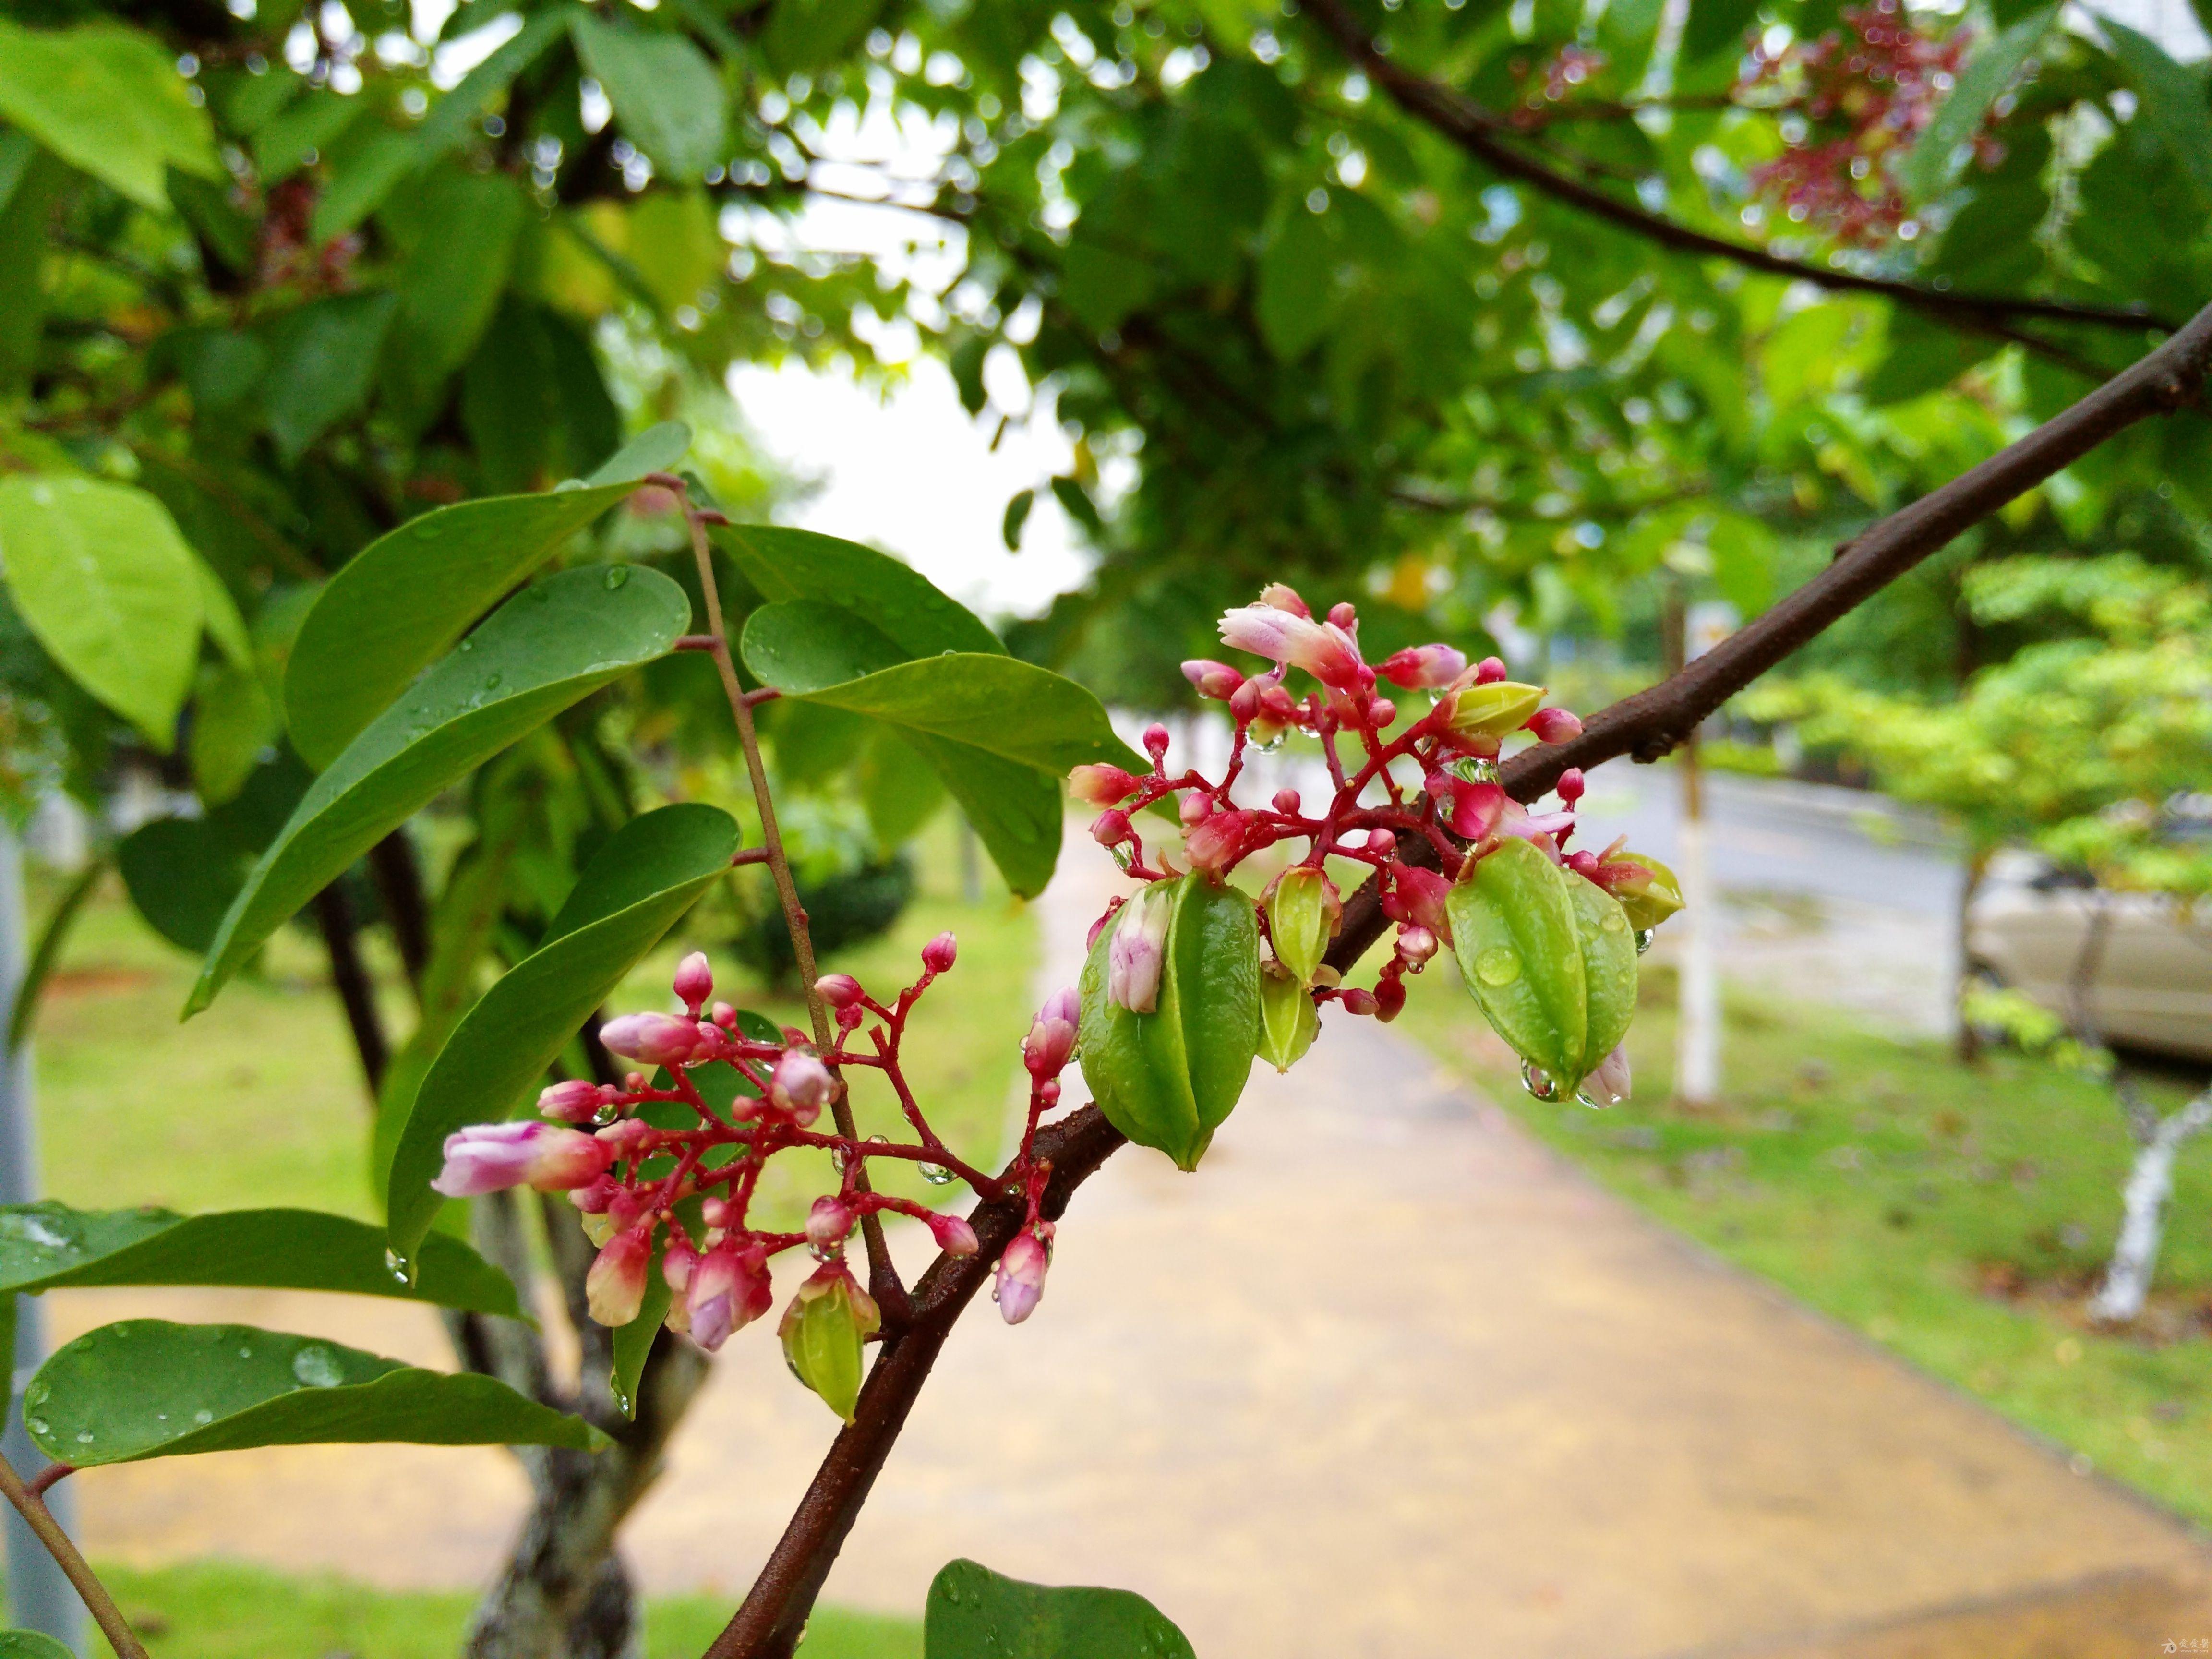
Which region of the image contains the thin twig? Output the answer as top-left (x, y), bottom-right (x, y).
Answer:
top-left (0, 1448), bottom-right (149, 1659)
top-left (662, 482), bottom-right (907, 1322)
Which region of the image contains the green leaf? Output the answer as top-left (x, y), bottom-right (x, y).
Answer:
top-left (1001, 487), bottom-right (1035, 551)
top-left (6, 856), bottom-right (103, 1053)
top-left (252, 86), bottom-right (370, 181)
top-left (0, 20), bottom-right (219, 209)
top-left (286, 454), bottom-right (684, 770)
top-left (608, 1232), bottom-right (671, 1421)
top-left (0, 475), bottom-right (203, 748)
top-left (189, 566), bottom-right (692, 1017)
top-left (383, 168), bottom-right (531, 425)
top-left (194, 559), bottom-right (253, 669)
top-left (118, 817), bottom-right (252, 953)
top-left (311, 124), bottom-right (423, 245)
top-left (0, 1631), bottom-right (74, 1659)
top-left (587, 420), bottom-right (692, 486)
top-left (1680, 0), bottom-right (1760, 64)
top-left (0, 139), bottom-right (57, 389)
top-left (0, 1203), bottom-right (521, 1318)
top-left (570, 14), bottom-right (728, 181)
top-left (416, 7), bottom-right (574, 158)
top-left (260, 291), bottom-right (399, 465)
top-left (1256, 206), bottom-right (1335, 361)
top-left (924, 1559), bottom-right (1195, 1659)
top-left (759, 0), bottom-right (886, 73)
top-left (1049, 476), bottom-right (1104, 538)
top-left (22, 1320), bottom-right (603, 1466)
top-left (462, 297), bottom-right (624, 494)
top-left (2103, 19), bottom-right (2212, 210)
top-left (385, 802), bottom-right (740, 1258)
top-left (908, 737), bottom-right (1063, 900)
top-left (716, 524), bottom-right (1006, 657)
top-left (1902, 7), bottom-right (2056, 201)
top-left (191, 660), bottom-right (277, 805)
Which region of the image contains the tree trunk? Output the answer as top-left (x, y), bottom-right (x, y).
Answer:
top-left (2088, 1091), bottom-right (2212, 1325)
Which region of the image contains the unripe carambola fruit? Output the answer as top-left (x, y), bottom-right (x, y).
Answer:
top-left (1443, 680), bottom-right (1545, 739)
top-left (779, 1266), bottom-right (881, 1423)
top-left (1079, 872), bottom-right (1261, 1169)
top-left (1445, 836), bottom-right (1636, 1095)
top-left (1609, 851), bottom-right (1686, 933)
top-left (1265, 865), bottom-right (1336, 985)
top-left (1256, 962), bottom-right (1319, 1074)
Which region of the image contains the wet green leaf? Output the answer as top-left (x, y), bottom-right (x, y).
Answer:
top-left (570, 14), bottom-right (727, 180)
top-left (924, 1558), bottom-right (1195, 1659)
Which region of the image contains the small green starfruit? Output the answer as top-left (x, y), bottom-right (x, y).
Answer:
top-left (1079, 872), bottom-right (1261, 1169)
top-left (1443, 680), bottom-right (1545, 739)
top-left (1265, 865), bottom-right (1337, 985)
top-left (779, 1264), bottom-right (880, 1422)
top-left (1257, 962), bottom-right (1319, 1073)
top-left (1445, 837), bottom-right (1637, 1095)
top-left (1606, 851), bottom-right (1686, 932)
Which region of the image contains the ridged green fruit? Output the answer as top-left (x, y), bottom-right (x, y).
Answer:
top-left (1443, 680), bottom-right (1544, 738)
top-left (1445, 836), bottom-right (1636, 1093)
top-left (779, 1267), bottom-right (879, 1422)
top-left (1079, 873), bottom-right (1261, 1169)
top-left (1608, 851), bottom-right (1686, 932)
top-left (1257, 963), bottom-right (1319, 1073)
top-left (1265, 865), bottom-right (1334, 985)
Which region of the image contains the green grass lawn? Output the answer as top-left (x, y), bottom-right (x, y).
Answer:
top-left (76, 1558), bottom-right (918, 1658)
top-left (1395, 957), bottom-right (2212, 1526)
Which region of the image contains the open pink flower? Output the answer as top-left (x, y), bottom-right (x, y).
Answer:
top-left (1218, 606), bottom-right (1364, 689)
top-left (433, 1122), bottom-right (611, 1197)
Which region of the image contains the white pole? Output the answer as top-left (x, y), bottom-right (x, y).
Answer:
top-left (1674, 809), bottom-right (1721, 1106)
top-left (0, 825), bottom-right (85, 1651)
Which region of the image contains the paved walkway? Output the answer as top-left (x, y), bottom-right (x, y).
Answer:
top-left (53, 854), bottom-right (2212, 1656)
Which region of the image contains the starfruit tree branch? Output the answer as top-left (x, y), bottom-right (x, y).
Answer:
top-left (660, 478), bottom-right (906, 1321)
top-left (0, 1449), bottom-right (148, 1659)
top-left (694, 289), bottom-right (2212, 1659)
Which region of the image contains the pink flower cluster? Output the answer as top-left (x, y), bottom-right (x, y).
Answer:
top-left (1071, 584), bottom-right (1595, 1025)
top-left (432, 942), bottom-right (1082, 1358)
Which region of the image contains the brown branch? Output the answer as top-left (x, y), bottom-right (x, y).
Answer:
top-left (367, 830), bottom-right (433, 993)
top-left (697, 295), bottom-right (2212, 1659)
top-left (0, 1448), bottom-right (149, 1659)
top-left (313, 882), bottom-right (388, 1096)
top-left (1302, 0), bottom-right (2175, 358)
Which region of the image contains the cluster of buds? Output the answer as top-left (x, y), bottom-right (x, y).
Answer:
top-left (1070, 584), bottom-right (1685, 1145)
top-left (1736, 0), bottom-right (1977, 246)
top-left (431, 940), bottom-right (1082, 1420)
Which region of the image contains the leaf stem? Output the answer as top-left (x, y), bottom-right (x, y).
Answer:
top-left (0, 1448), bottom-right (148, 1659)
top-left (667, 484), bottom-right (907, 1322)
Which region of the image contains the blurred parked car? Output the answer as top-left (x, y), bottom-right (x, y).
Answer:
top-left (1967, 847), bottom-right (2212, 1062)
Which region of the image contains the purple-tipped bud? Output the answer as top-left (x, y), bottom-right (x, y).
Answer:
top-left (433, 1122), bottom-right (612, 1197)
top-left (538, 1079), bottom-right (603, 1123)
top-left (1589, 1043), bottom-right (1631, 1106)
top-left (1086, 896), bottom-right (1123, 952)
top-left (599, 1012), bottom-right (707, 1068)
top-left (570, 1174), bottom-right (621, 1215)
top-left (1106, 883), bottom-right (1171, 1014)
top-left (1178, 792), bottom-right (1211, 827)
top-left (1180, 658), bottom-right (1244, 699)
top-left (673, 951), bottom-right (714, 1013)
top-left (688, 1239), bottom-right (772, 1351)
top-left (1091, 809), bottom-right (1133, 847)
top-left (595, 1117), bottom-right (653, 1160)
top-left (1227, 679), bottom-right (1262, 724)
top-left (769, 1051), bottom-right (835, 1125)
top-left (1527, 706), bottom-right (1584, 744)
top-left (1142, 722), bottom-right (1171, 762)
top-left (929, 1212), bottom-right (980, 1256)
top-left (1397, 924), bottom-right (1440, 966)
top-left (1378, 643), bottom-right (1469, 690)
top-left (922, 932), bottom-right (959, 974)
top-left (1023, 986), bottom-right (1080, 1078)
top-left (806, 1196), bottom-right (854, 1249)
top-left (586, 1225), bottom-right (652, 1327)
top-left (1069, 763), bottom-right (1142, 805)
top-left (815, 973), bottom-right (864, 1010)
top-left (996, 1227), bottom-right (1051, 1324)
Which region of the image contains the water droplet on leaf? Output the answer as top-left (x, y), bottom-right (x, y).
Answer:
top-left (605, 566), bottom-right (631, 589)
top-left (1474, 947), bottom-right (1521, 987)
top-left (1634, 928), bottom-right (1656, 955)
top-left (193, 1408), bottom-right (213, 1425)
top-left (291, 1346), bottom-right (347, 1388)
top-left (1521, 1060), bottom-right (1562, 1102)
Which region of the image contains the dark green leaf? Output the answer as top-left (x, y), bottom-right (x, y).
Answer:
top-left (1256, 206), bottom-right (1335, 361)
top-left (0, 139), bottom-right (56, 389)
top-left (1049, 476), bottom-right (1103, 538)
top-left (462, 298), bottom-right (624, 494)
top-left (23, 1320), bottom-right (603, 1466)
top-left (587, 420), bottom-right (693, 485)
top-left (0, 1203), bottom-right (521, 1318)
top-left (924, 1559), bottom-right (1195, 1659)
top-left (260, 291), bottom-right (399, 465)
top-left (759, 0), bottom-right (885, 73)
top-left (1864, 310), bottom-right (1995, 406)
top-left (118, 817), bottom-right (252, 953)
top-left (2103, 19), bottom-right (2212, 209)
top-left (252, 87), bottom-right (370, 181)
top-left (907, 736), bottom-right (1061, 899)
top-left (608, 1231), bottom-right (670, 1421)
top-left (716, 524), bottom-right (1005, 657)
top-left (570, 15), bottom-right (728, 181)
top-left (739, 601), bottom-right (907, 688)
top-left (286, 443), bottom-right (685, 769)
top-left (0, 475), bottom-right (203, 747)
top-left (189, 566), bottom-right (692, 1016)
top-left (1680, 0), bottom-right (1760, 64)
top-left (311, 124), bottom-right (425, 245)
top-left (385, 802), bottom-right (740, 1257)
top-left (1902, 7), bottom-right (2056, 200)
top-left (1001, 487), bottom-right (1035, 551)
top-left (383, 168), bottom-right (531, 426)
top-left (6, 856), bottom-right (103, 1052)
top-left (1058, 236), bottom-right (1158, 334)
top-left (857, 730), bottom-right (947, 846)
top-left (0, 1630), bottom-right (74, 1658)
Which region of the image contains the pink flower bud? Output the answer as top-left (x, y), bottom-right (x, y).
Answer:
top-left (806, 1196), bottom-right (853, 1248)
top-left (1142, 722), bottom-right (1171, 762)
top-left (1227, 679), bottom-right (1262, 724)
top-left (433, 1122), bottom-right (612, 1197)
top-left (1369, 697), bottom-right (1396, 727)
top-left (599, 1012), bottom-right (708, 1068)
top-left (595, 1117), bottom-right (653, 1160)
top-left (673, 951), bottom-right (714, 1013)
top-left (688, 1239), bottom-right (772, 1351)
top-left (1476, 656), bottom-right (1509, 685)
top-left (1378, 643), bottom-right (1469, 690)
top-left (922, 931), bottom-right (958, 973)
top-left (1397, 924), bottom-right (1439, 966)
top-left (1023, 986), bottom-right (1080, 1078)
top-left (1589, 1043), bottom-right (1632, 1106)
top-left (1180, 658), bottom-right (1245, 699)
top-left (663, 1235), bottom-right (700, 1296)
top-left (1373, 977), bottom-right (1406, 1022)
top-left (996, 1227), bottom-right (1051, 1324)
top-left (1086, 895), bottom-right (1124, 952)
top-left (1366, 828), bottom-right (1396, 856)
top-left (1557, 766), bottom-right (1586, 807)
top-left (1272, 787), bottom-right (1301, 815)
top-left (1091, 809), bottom-right (1133, 846)
top-left (1257, 582), bottom-right (1311, 617)
top-left (769, 1051), bottom-right (835, 1125)
top-left (814, 973), bottom-right (863, 1010)
top-left (1327, 600), bottom-right (1358, 630)
top-left (1339, 987), bottom-right (1379, 1017)
top-left (1178, 792), bottom-right (1211, 827)
top-left (1526, 706), bottom-right (1583, 744)
top-left (586, 1225), bottom-right (652, 1327)
top-left (538, 1079), bottom-right (602, 1123)
top-left (1390, 864), bottom-right (1453, 939)
top-left (1184, 809), bottom-right (1255, 877)
top-left (570, 1174), bottom-right (621, 1214)
top-left (1068, 763), bottom-right (1142, 805)
top-left (1106, 883), bottom-right (1171, 1013)
top-left (929, 1212), bottom-right (980, 1256)
top-left (1037, 1077), bottom-right (1061, 1107)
